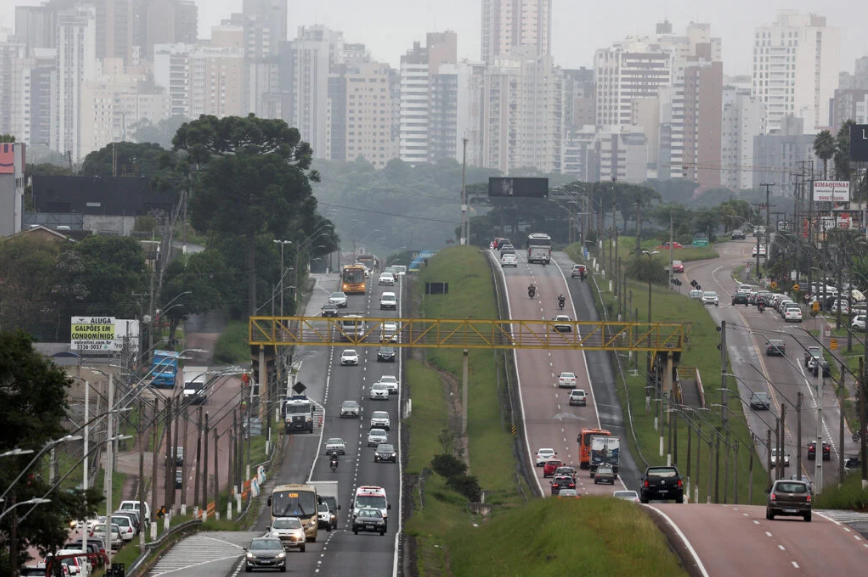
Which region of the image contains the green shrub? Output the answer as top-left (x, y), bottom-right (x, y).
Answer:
top-left (431, 454), bottom-right (467, 478)
top-left (446, 474), bottom-right (482, 502)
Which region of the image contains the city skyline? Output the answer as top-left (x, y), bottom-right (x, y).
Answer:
top-left (3, 0), bottom-right (867, 74)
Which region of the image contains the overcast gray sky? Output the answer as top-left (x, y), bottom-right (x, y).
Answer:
top-left (2, 1), bottom-right (866, 75)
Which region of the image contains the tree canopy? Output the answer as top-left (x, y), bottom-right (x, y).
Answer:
top-left (0, 332), bottom-right (101, 572)
top-left (80, 141), bottom-right (176, 178)
top-left (131, 115), bottom-right (190, 150)
top-left (175, 114), bottom-right (333, 315)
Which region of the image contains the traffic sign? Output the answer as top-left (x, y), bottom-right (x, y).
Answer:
top-left (770, 281), bottom-right (778, 289)
top-left (831, 338), bottom-right (838, 351)
top-left (792, 284), bottom-right (800, 292)
top-left (812, 301), bottom-right (820, 312)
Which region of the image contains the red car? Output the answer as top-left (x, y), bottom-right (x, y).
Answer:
top-left (671, 260), bottom-right (684, 273)
top-left (543, 459), bottom-right (563, 478)
top-left (656, 242), bottom-right (683, 250)
top-left (550, 475), bottom-right (576, 495)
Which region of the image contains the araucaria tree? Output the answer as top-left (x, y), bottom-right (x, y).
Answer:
top-left (173, 114), bottom-right (321, 316)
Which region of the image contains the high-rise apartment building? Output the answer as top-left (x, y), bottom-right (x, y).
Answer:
top-left (140, 0), bottom-right (198, 57)
top-left (753, 116), bottom-right (818, 188)
top-left (482, 0), bottom-right (551, 63)
top-left (832, 56), bottom-right (868, 128)
top-left (669, 58), bottom-right (723, 186)
top-left (0, 41), bottom-right (26, 137)
top-left (752, 10), bottom-right (840, 132)
top-left (52, 6), bottom-right (97, 162)
top-left (429, 61), bottom-right (485, 165)
top-left (483, 52), bottom-right (562, 173)
top-left (721, 86), bottom-right (767, 189)
top-left (94, 0), bottom-right (134, 64)
top-left (398, 33), bottom-right (457, 165)
top-left (279, 26), bottom-right (345, 158)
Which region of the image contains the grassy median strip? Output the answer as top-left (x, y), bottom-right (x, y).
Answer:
top-left (448, 497), bottom-right (687, 577)
top-left (568, 241), bottom-right (770, 504)
top-left (404, 246), bottom-right (688, 575)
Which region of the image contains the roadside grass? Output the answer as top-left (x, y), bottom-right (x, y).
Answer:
top-left (213, 320), bottom-right (251, 365)
top-left (414, 246), bottom-right (515, 493)
top-left (404, 359), bottom-right (448, 476)
top-left (814, 471), bottom-right (868, 511)
top-left (568, 243), bottom-right (770, 505)
top-left (447, 496), bottom-right (687, 577)
top-left (612, 236), bottom-right (719, 263)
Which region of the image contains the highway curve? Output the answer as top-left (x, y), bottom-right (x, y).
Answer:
top-left (494, 249), bottom-right (636, 497)
top-left (650, 503), bottom-right (868, 576)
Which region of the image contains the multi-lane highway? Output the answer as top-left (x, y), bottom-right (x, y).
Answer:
top-left (494, 249), bottom-right (640, 496)
top-left (147, 270), bottom-right (403, 577)
top-left (683, 238), bottom-right (860, 492)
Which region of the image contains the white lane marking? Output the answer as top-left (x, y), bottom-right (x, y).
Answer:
top-left (765, 531), bottom-right (773, 537)
top-left (752, 520), bottom-right (760, 525)
top-left (792, 562), bottom-right (799, 569)
top-left (778, 545), bottom-right (785, 551)
top-left (645, 505), bottom-right (711, 577)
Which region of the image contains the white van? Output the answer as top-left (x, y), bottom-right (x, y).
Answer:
top-left (118, 500), bottom-right (151, 524)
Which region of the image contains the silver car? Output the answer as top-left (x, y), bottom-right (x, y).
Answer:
top-left (369, 383), bottom-right (389, 400)
top-left (370, 411), bottom-right (391, 430)
top-left (702, 291), bottom-right (719, 306)
top-left (340, 400), bottom-right (360, 418)
top-left (377, 375), bottom-right (399, 394)
top-left (329, 292), bottom-right (348, 307)
top-left (367, 428), bottom-right (388, 447)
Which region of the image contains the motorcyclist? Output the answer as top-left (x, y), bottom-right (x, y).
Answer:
top-left (329, 452), bottom-right (339, 471)
top-left (757, 301), bottom-right (765, 313)
top-left (528, 284), bottom-right (536, 298)
top-left (558, 294), bottom-right (566, 309)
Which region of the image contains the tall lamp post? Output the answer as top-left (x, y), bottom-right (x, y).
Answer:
top-left (274, 240), bottom-right (292, 317)
top-left (641, 250), bottom-right (659, 323)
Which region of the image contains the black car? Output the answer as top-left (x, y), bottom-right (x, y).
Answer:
top-left (639, 466), bottom-right (684, 503)
top-left (353, 507), bottom-right (387, 536)
top-left (244, 538), bottom-right (287, 572)
top-left (810, 358), bottom-right (831, 377)
top-left (766, 340), bottom-right (785, 356)
top-left (374, 443), bottom-right (397, 463)
top-left (749, 392), bottom-right (771, 410)
top-left (550, 475), bottom-right (576, 495)
top-left (731, 229), bottom-right (746, 240)
top-left (321, 303), bottom-right (339, 317)
top-left (175, 469), bottom-right (183, 489)
top-left (807, 441), bottom-right (831, 461)
top-left (731, 293), bottom-right (749, 305)
top-left (377, 346), bottom-right (396, 362)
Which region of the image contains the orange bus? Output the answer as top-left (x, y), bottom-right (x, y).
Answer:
top-left (341, 264), bottom-right (367, 294)
top-left (578, 428), bottom-right (611, 469)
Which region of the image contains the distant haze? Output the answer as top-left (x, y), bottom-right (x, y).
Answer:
top-left (3, 0), bottom-right (866, 74)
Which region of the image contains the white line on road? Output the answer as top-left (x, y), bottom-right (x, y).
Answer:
top-left (645, 506), bottom-right (710, 577)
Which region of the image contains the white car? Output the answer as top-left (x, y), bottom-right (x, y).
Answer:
top-left (558, 372), bottom-right (577, 388)
top-left (380, 322), bottom-right (399, 343)
top-left (369, 382), bottom-right (390, 400)
top-left (613, 490), bottom-right (640, 502)
top-left (552, 315), bottom-right (572, 332)
top-left (702, 291), bottom-right (719, 306)
top-left (852, 315), bottom-right (867, 331)
top-left (688, 289), bottom-right (704, 300)
top-left (770, 448), bottom-right (791, 467)
top-left (569, 389), bottom-right (587, 406)
top-left (325, 438), bottom-right (346, 455)
top-left (501, 253), bottom-right (518, 267)
top-left (340, 400), bottom-right (360, 418)
top-left (367, 428), bottom-right (388, 447)
top-left (370, 411), bottom-right (391, 430)
top-left (341, 349), bottom-right (359, 366)
top-left (751, 245), bottom-right (767, 257)
top-left (55, 549), bottom-right (92, 575)
top-left (111, 514), bottom-right (136, 541)
top-left (329, 292), bottom-right (348, 308)
top-left (535, 448), bottom-right (557, 467)
top-left (784, 306), bottom-right (803, 322)
top-left (378, 272), bottom-right (395, 286)
top-left (380, 292), bottom-right (397, 310)
top-left (377, 375), bottom-right (399, 394)
top-left (269, 516), bottom-right (306, 551)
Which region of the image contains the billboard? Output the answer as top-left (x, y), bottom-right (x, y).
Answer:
top-left (812, 181), bottom-right (850, 202)
top-left (70, 317), bottom-right (140, 352)
top-left (488, 177), bottom-right (549, 198)
top-left (851, 124), bottom-right (868, 162)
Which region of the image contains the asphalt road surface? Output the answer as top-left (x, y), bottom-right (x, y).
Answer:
top-left (651, 503), bottom-right (868, 576)
top-left (682, 239), bottom-right (859, 494)
top-left (495, 249), bottom-right (636, 497)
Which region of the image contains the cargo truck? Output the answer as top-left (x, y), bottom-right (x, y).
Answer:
top-left (310, 480), bottom-right (340, 530)
top-left (589, 435), bottom-right (620, 478)
top-left (182, 367), bottom-right (209, 405)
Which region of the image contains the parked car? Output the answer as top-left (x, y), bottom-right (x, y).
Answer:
top-left (766, 480), bottom-right (812, 522)
top-left (731, 229), bottom-right (746, 240)
top-left (852, 315), bottom-right (867, 331)
top-left (804, 346), bottom-right (821, 367)
top-left (809, 358), bottom-right (831, 378)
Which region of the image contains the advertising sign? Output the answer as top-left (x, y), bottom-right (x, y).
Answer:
top-left (813, 181), bottom-right (850, 202)
top-left (71, 316), bottom-right (116, 351)
top-left (488, 177), bottom-right (549, 198)
top-left (850, 124), bottom-right (868, 162)
top-left (70, 317), bottom-right (139, 352)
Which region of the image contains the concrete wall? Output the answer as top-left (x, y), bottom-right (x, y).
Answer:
top-left (83, 214), bottom-right (136, 236)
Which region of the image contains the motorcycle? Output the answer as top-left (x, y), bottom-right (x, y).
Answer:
top-left (558, 298), bottom-right (565, 310)
top-left (330, 459), bottom-right (338, 472)
top-left (528, 286), bottom-right (536, 299)
top-left (757, 303), bottom-right (765, 314)
top-left (854, 428), bottom-right (865, 443)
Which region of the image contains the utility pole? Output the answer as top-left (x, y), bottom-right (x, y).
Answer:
top-left (612, 178), bottom-right (618, 293)
top-left (150, 399), bottom-right (159, 526)
top-left (460, 137), bottom-right (468, 245)
top-left (860, 357), bottom-right (867, 487)
top-left (779, 403), bottom-right (787, 481)
top-left (766, 429), bottom-right (772, 491)
top-left (668, 209), bottom-right (674, 291)
top-left (635, 197), bottom-right (642, 259)
top-left (213, 427), bottom-right (219, 513)
top-left (840, 363), bottom-right (846, 484)
top-left (815, 355), bottom-right (824, 494)
top-left (719, 320), bottom-right (728, 500)
top-left (194, 406), bottom-right (202, 509)
top-left (171, 397), bottom-right (180, 511)
top-left (202, 412), bottom-right (209, 518)
top-left (164, 396), bottom-right (173, 510)
top-left (796, 392), bottom-right (803, 476)
top-left (181, 406), bottom-right (188, 513)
